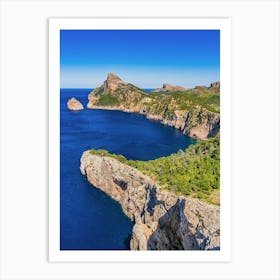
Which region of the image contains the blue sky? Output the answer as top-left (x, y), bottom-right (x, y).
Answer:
top-left (60, 30), bottom-right (220, 88)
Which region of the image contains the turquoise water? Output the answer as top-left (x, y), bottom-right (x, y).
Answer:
top-left (60, 88), bottom-right (196, 250)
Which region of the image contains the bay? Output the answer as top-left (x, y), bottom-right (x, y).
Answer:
top-left (60, 88), bottom-right (196, 250)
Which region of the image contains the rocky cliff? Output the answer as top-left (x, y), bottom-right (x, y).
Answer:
top-left (87, 73), bottom-right (220, 140)
top-left (103, 73), bottom-right (128, 93)
top-left (67, 97), bottom-right (84, 111)
top-left (80, 151), bottom-right (220, 250)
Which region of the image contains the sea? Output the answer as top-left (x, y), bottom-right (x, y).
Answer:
top-left (60, 88), bottom-right (196, 250)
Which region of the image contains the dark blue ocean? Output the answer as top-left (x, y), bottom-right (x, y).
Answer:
top-left (60, 88), bottom-right (196, 250)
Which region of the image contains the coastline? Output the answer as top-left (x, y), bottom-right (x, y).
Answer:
top-left (87, 104), bottom-right (219, 141)
top-left (80, 151), bottom-right (220, 250)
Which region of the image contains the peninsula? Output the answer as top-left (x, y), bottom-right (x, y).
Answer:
top-left (80, 148), bottom-right (220, 250)
top-left (87, 73), bottom-right (220, 140)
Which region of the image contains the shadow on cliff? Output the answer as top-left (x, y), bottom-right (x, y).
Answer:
top-left (146, 198), bottom-right (218, 250)
top-left (144, 185), bottom-right (166, 217)
top-left (124, 233), bottom-right (132, 249)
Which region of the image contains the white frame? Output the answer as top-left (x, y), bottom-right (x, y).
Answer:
top-left (49, 18), bottom-right (231, 262)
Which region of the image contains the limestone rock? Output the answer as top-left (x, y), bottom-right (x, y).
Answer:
top-left (130, 212), bottom-right (151, 250)
top-left (103, 73), bottom-right (127, 93)
top-left (148, 199), bottom-right (198, 250)
top-left (210, 81), bottom-right (220, 88)
top-left (80, 152), bottom-right (220, 250)
top-left (67, 97), bottom-right (84, 111)
top-left (153, 83), bottom-right (187, 92)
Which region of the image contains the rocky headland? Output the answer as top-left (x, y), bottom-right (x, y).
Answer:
top-left (80, 151), bottom-right (220, 250)
top-left (87, 73), bottom-right (220, 140)
top-left (67, 97), bottom-right (84, 111)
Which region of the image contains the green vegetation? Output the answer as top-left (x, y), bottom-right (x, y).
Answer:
top-left (91, 84), bottom-right (220, 114)
top-left (143, 87), bottom-right (220, 114)
top-left (88, 149), bottom-right (128, 163)
top-left (89, 134), bottom-right (220, 205)
top-left (147, 90), bottom-right (219, 114)
top-left (182, 89), bottom-right (220, 113)
top-left (96, 94), bottom-right (120, 106)
top-left (94, 86), bottom-right (104, 96)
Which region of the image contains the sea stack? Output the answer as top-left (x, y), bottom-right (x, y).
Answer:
top-left (67, 97), bottom-right (84, 111)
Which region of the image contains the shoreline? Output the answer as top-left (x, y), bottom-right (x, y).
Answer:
top-left (86, 104), bottom-right (216, 141)
top-left (80, 151), bottom-right (220, 250)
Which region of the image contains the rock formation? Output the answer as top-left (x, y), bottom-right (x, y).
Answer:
top-left (153, 83), bottom-right (187, 92)
top-left (67, 97), bottom-right (84, 111)
top-left (103, 73), bottom-right (127, 93)
top-left (80, 151), bottom-right (220, 250)
top-left (210, 81), bottom-right (220, 88)
top-left (87, 73), bottom-right (220, 140)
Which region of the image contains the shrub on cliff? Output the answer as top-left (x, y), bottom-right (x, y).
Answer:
top-left (89, 134), bottom-right (220, 205)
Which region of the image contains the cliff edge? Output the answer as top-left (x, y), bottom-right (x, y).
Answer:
top-left (80, 151), bottom-right (220, 250)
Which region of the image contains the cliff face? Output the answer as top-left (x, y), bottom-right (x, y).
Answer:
top-left (87, 73), bottom-right (220, 140)
top-left (67, 97), bottom-right (84, 111)
top-left (145, 106), bottom-right (220, 140)
top-left (80, 151), bottom-right (220, 250)
top-left (103, 73), bottom-right (128, 93)
top-left (210, 81), bottom-right (220, 88)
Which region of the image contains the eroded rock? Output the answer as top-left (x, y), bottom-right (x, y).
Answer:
top-left (67, 97), bottom-right (84, 111)
top-left (80, 151), bottom-right (220, 250)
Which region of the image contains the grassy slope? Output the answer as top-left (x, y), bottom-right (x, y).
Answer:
top-left (92, 86), bottom-right (220, 114)
top-left (89, 134), bottom-right (220, 205)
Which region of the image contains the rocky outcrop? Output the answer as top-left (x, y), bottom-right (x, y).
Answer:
top-left (80, 151), bottom-right (220, 250)
top-left (103, 73), bottom-right (127, 93)
top-left (153, 83), bottom-right (187, 92)
top-left (67, 97), bottom-right (84, 111)
top-left (210, 81), bottom-right (220, 88)
top-left (87, 74), bottom-right (220, 140)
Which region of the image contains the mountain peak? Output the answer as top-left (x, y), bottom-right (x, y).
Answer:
top-left (104, 73), bottom-right (126, 92)
top-left (107, 72), bottom-right (122, 80)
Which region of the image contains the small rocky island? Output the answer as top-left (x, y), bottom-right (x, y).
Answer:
top-left (67, 97), bottom-right (84, 111)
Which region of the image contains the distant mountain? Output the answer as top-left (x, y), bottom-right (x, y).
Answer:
top-left (87, 73), bottom-right (220, 140)
top-left (152, 83), bottom-right (187, 92)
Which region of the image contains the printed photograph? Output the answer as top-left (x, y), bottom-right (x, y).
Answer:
top-left (60, 30), bottom-right (220, 250)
